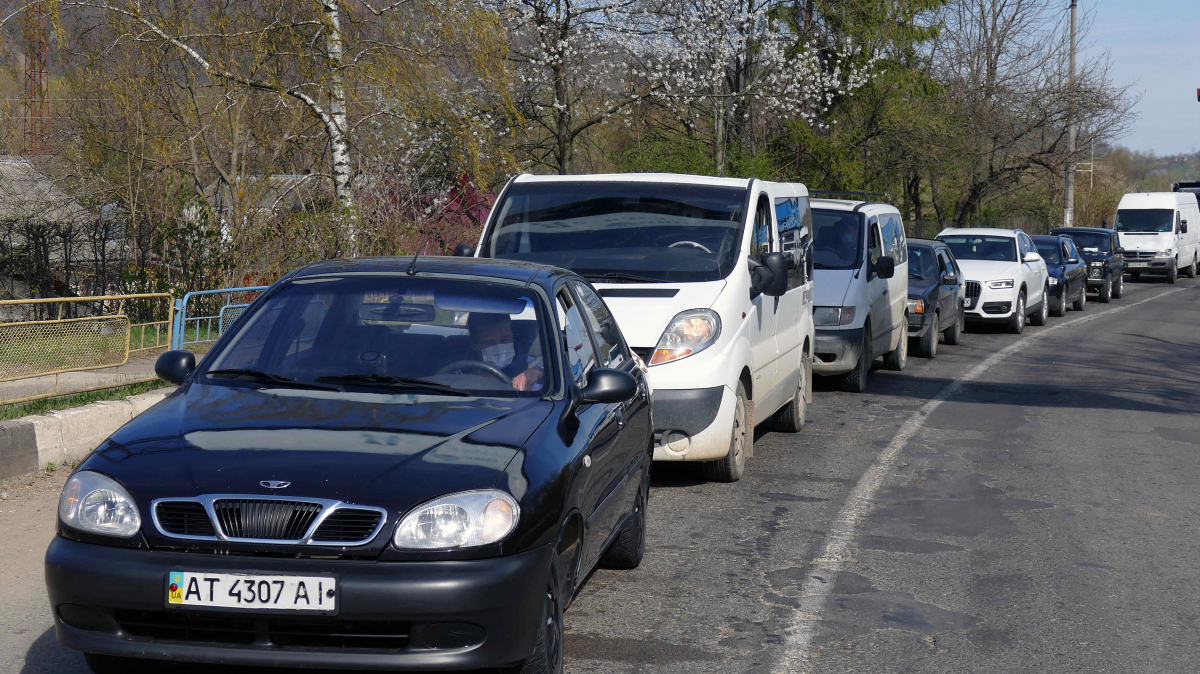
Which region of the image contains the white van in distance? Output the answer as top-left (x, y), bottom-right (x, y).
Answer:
top-left (808, 197), bottom-right (909, 393)
top-left (470, 174), bottom-right (816, 482)
top-left (1114, 192), bottom-right (1200, 283)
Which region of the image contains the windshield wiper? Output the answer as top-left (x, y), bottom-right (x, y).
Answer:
top-left (909, 273), bottom-right (925, 279)
top-left (206, 368), bottom-right (338, 391)
top-left (314, 374), bottom-right (472, 396)
top-left (582, 272), bottom-right (664, 284)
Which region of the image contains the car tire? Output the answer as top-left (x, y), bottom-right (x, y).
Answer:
top-left (1188, 256), bottom-right (1197, 279)
top-left (1051, 289), bottom-right (1067, 317)
top-left (915, 312), bottom-right (938, 358)
top-left (1112, 274), bottom-right (1124, 298)
top-left (838, 327), bottom-right (871, 393)
top-left (1073, 284), bottom-right (1087, 311)
top-left (1097, 278), bottom-right (1111, 304)
top-left (1008, 292), bottom-right (1026, 334)
top-left (600, 465), bottom-right (649, 569)
top-left (773, 355), bottom-right (809, 433)
top-left (882, 321), bottom-right (908, 370)
top-left (703, 381), bottom-right (749, 482)
top-left (1167, 263), bottom-right (1177, 284)
top-left (1029, 286), bottom-right (1049, 326)
top-left (520, 567), bottom-right (565, 674)
top-left (1130, 272), bottom-right (1140, 282)
top-left (84, 654), bottom-right (157, 674)
top-left (943, 309), bottom-right (964, 345)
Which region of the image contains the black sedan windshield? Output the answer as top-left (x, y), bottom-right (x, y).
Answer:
top-left (1034, 241), bottom-right (1062, 265)
top-left (1116, 209), bottom-right (1173, 233)
top-left (939, 235), bottom-right (1018, 262)
top-left (483, 181), bottom-right (747, 283)
top-left (1067, 232), bottom-right (1112, 253)
top-left (908, 246), bottom-right (938, 279)
top-left (205, 277), bottom-right (551, 397)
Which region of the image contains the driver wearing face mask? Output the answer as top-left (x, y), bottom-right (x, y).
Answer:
top-left (465, 312), bottom-right (544, 392)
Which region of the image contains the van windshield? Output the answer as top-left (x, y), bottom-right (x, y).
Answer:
top-left (1115, 209), bottom-right (1174, 233)
top-left (482, 181), bottom-right (747, 283)
top-left (938, 235), bottom-right (1018, 262)
top-left (811, 209), bottom-right (863, 270)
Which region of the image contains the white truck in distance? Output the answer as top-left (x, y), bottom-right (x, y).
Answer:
top-left (472, 174), bottom-right (816, 483)
top-left (1114, 192), bottom-right (1200, 283)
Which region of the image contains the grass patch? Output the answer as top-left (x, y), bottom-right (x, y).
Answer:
top-left (0, 379), bottom-right (172, 421)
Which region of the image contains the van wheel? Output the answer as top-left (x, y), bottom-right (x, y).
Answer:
top-left (1167, 263), bottom-right (1178, 284)
top-left (1097, 278), bottom-right (1110, 304)
top-left (1112, 275), bottom-right (1124, 298)
top-left (882, 321), bottom-right (908, 370)
top-left (915, 313), bottom-right (938, 358)
top-left (943, 309), bottom-right (964, 345)
top-left (1188, 257), bottom-right (1197, 279)
top-left (703, 382), bottom-right (748, 482)
top-left (773, 356), bottom-right (809, 433)
top-left (1008, 292), bottom-right (1026, 334)
top-left (520, 567), bottom-right (565, 674)
top-left (838, 328), bottom-right (871, 393)
top-left (600, 465), bottom-right (649, 569)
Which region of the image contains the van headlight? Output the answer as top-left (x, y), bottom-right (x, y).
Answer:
top-left (58, 471), bottom-right (142, 538)
top-left (987, 279), bottom-right (1014, 289)
top-left (813, 306), bottom-right (856, 326)
top-left (649, 309), bottom-right (721, 366)
top-left (1157, 249), bottom-right (1175, 257)
top-left (393, 490), bottom-right (519, 550)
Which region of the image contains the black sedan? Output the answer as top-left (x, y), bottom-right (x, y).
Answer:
top-left (906, 238), bottom-right (965, 358)
top-left (1032, 234), bottom-right (1087, 316)
top-left (1051, 226), bottom-right (1125, 302)
top-left (45, 257), bottom-right (653, 674)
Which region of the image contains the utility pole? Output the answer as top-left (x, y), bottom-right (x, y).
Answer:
top-left (1062, 0), bottom-right (1078, 227)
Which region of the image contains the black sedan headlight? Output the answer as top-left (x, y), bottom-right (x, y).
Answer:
top-left (58, 471), bottom-right (142, 538)
top-left (393, 490), bottom-right (520, 550)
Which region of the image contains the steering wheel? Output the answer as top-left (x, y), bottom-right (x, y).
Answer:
top-left (669, 240), bottom-right (713, 254)
top-left (435, 360), bottom-right (513, 384)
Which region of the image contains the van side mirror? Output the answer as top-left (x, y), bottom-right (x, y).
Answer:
top-left (1181, 223), bottom-right (1188, 234)
top-left (579, 368), bottom-right (637, 404)
top-left (872, 257), bottom-right (896, 280)
top-left (453, 243), bottom-right (474, 257)
top-left (155, 350), bottom-right (196, 385)
top-left (761, 252), bottom-right (788, 296)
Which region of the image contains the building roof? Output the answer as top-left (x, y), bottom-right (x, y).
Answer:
top-left (0, 156), bottom-right (91, 225)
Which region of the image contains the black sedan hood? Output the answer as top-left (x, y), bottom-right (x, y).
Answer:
top-left (907, 276), bottom-right (936, 297)
top-left (84, 383), bottom-right (553, 514)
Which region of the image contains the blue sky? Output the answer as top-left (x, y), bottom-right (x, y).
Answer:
top-left (1088, 0), bottom-right (1200, 155)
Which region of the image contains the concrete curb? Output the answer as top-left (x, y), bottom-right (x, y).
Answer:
top-left (0, 388), bottom-right (174, 481)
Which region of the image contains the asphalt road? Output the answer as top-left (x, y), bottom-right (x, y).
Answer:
top-left (3, 275), bottom-right (1199, 673)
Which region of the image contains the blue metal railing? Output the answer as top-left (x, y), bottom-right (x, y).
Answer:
top-left (171, 286), bottom-right (269, 350)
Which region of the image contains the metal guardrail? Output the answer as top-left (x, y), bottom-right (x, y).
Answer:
top-left (171, 286), bottom-right (269, 351)
top-left (0, 293), bottom-right (174, 403)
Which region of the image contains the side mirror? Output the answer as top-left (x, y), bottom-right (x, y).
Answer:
top-left (943, 273), bottom-right (958, 285)
top-left (580, 368), bottom-right (638, 404)
top-left (155, 350), bottom-right (196, 385)
top-left (453, 243), bottom-right (474, 257)
top-left (1181, 223), bottom-right (1188, 234)
top-left (1066, 258), bottom-right (1080, 264)
top-left (1023, 251), bottom-right (1042, 263)
top-left (761, 252), bottom-right (788, 296)
top-left (873, 256), bottom-right (896, 280)
top-left (1115, 247), bottom-right (1125, 255)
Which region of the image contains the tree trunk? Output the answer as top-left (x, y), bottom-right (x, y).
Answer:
top-left (553, 61), bottom-right (572, 174)
top-left (322, 0), bottom-right (357, 255)
top-left (906, 172), bottom-right (923, 238)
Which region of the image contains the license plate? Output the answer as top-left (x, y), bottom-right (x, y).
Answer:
top-left (965, 298), bottom-right (977, 309)
top-left (1127, 262), bottom-right (1147, 268)
top-left (167, 571), bottom-right (337, 612)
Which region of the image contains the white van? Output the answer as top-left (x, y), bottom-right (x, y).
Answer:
top-left (1115, 192), bottom-right (1200, 283)
top-left (808, 198), bottom-right (909, 392)
top-left (469, 174), bottom-right (816, 482)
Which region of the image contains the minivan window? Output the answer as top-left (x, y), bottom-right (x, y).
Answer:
top-left (483, 181), bottom-right (748, 283)
top-left (776, 196), bottom-right (813, 287)
top-left (882, 216), bottom-right (906, 263)
top-left (811, 208), bottom-right (863, 270)
top-left (1115, 209), bottom-right (1174, 233)
top-left (939, 235), bottom-right (1018, 262)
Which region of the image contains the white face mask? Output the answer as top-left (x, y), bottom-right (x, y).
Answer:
top-left (480, 342), bottom-right (515, 369)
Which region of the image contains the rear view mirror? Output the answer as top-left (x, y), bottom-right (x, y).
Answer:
top-left (1023, 251), bottom-right (1042, 263)
top-left (873, 257), bottom-right (896, 279)
top-left (453, 243), bottom-right (474, 257)
top-left (156, 350), bottom-right (196, 385)
top-left (580, 369), bottom-right (638, 404)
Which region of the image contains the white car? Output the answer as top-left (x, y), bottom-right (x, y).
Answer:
top-left (936, 228), bottom-right (1050, 334)
top-left (471, 173), bottom-right (816, 483)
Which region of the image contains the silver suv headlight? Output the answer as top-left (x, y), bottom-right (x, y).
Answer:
top-left (649, 309), bottom-right (721, 366)
top-left (393, 490), bottom-right (519, 550)
top-left (58, 471), bottom-right (142, 538)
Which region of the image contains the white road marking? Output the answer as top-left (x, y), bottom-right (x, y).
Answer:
top-left (773, 284), bottom-right (1191, 673)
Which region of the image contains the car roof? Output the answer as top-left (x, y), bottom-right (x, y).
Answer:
top-left (290, 255), bottom-right (566, 286)
top-left (1030, 234), bottom-right (1068, 242)
top-left (511, 172), bottom-right (752, 189)
top-left (810, 199), bottom-right (898, 214)
top-left (937, 227), bottom-right (1020, 238)
top-left (906, 238), bottom-right (945, 247)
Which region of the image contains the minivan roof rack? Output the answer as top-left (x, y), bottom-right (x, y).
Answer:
top-left (809, 190), bottom-right (892, 203)
top-left (1173, 181), bottom-right (1200, 193)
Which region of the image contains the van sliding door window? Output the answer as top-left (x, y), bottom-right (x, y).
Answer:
top-left (774, 197), bottom-right (812, 289)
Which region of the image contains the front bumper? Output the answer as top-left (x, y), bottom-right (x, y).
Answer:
top-left (964, 285), bottom-right (1019, 320)
top-left (907, 309), bottom-right (934, 337)
top-left (813, 327), bottom-right (865, 376)
top-left (46, 536), bottom-right (551, 670)
top-left (652, 385), bottom-right (736, 462)
top-left (1124, 257), bottom-right (1173, 274)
